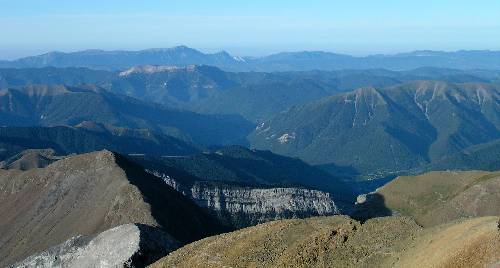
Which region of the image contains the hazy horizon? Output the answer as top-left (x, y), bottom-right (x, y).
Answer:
top-left (2, 46), bottom-right (500, 62)
top-left (1, 0), bottom-right (499, 60)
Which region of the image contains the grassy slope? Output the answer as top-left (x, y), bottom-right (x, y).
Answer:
top-left (395, 217), bottom-right (500, 268)
top-left (377, 170), bottom-right (500, 226)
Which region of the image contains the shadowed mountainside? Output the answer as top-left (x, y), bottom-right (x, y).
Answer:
top-left (0, 125), bottom-right (200, 161)
top-left (0, 84), bottom-right (254, 145)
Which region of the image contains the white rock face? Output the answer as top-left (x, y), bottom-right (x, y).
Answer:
top-left (147, 170), bottom-right (340, 228)
top-left (191, 183), bottom-right (339, 216)
top-left (12, 224), bottom-right (179, 268)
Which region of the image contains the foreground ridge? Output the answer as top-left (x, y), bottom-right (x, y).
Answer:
top-left (151, 215), bottom-right (500, 268)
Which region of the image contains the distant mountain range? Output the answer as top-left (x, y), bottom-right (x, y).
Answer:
top-left (1, 46), bottom-right (500, 71)
top-left (1, 66), bottom-right (498, 122)
top-left (249, 81), bottom-right (500, 178)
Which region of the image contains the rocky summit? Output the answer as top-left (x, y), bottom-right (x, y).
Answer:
top-left (0, 150), bottom-right (223, 266)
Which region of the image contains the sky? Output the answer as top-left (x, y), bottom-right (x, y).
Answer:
top-left (0, 0), bottom-right (499, 59)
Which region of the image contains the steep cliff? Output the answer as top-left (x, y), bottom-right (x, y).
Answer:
top-left (148, 170), bottom-right (340, 228)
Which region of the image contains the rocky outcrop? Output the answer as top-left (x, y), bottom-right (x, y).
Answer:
top-left (12, 224), bottom-right (179, 268)
top-left (148, 170), bottom-right (340, 228)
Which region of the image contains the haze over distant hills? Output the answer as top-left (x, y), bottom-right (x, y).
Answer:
top-left (1, 46), bottom-right (500, 71)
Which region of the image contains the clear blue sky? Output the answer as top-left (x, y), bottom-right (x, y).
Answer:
top-left (0, 0), bottom-right (499, 59)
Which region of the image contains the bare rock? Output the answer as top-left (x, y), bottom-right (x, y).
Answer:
top-left (12, 224), bottom-right (179, 268)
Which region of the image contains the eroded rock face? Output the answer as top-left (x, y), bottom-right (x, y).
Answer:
top-left (12, 224), bottom-right (179, 268)
top-left (148, 170), bottom-right (340, 228)
top-left (190, 182), bottom-right (340, 227)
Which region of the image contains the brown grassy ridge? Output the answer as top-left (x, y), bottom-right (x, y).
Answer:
top-left (376, 170), bottom-right (500, 227)
top-left (150, 215), bottom-right (500, 268)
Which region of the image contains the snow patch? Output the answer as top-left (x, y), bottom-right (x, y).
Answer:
top-left (232, 56), bottom-right (246, 62)
top-left (256, 122), bottom-right (271, 134)
top-left (277, 133), bottom-right (296, 144)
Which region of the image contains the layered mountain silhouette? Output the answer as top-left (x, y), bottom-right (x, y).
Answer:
top-left (0, 46), bottom-right (238, 71)
top-left (2, 46), bottom-right (500, 71)
top-left (249, 81), bottom-right (500, 178)
top-left (1, 65), bottom-right (497, 122)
